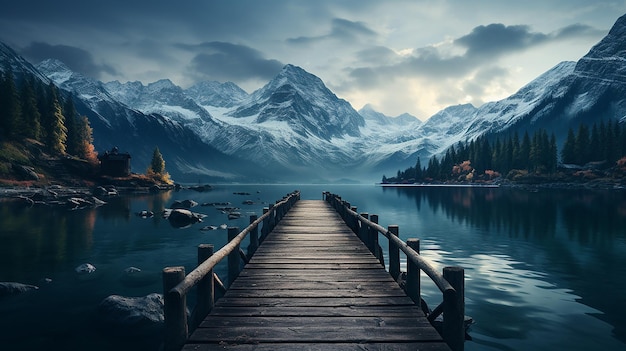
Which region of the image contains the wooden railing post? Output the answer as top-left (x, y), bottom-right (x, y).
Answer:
top-left (249, 214), bottom-right (259, 254)
top-left (261, 207), bottom-right (269, 241)
top-left (163, 266), bottom-right (187, 351)
top-left (227, 227), bottom-right (240, 286)
top-left (388, 225), bottom-right (400, 281)
top-left (195, 244), bottom-right (214, 328)
top-left (358, 213), bottom-right (369, 242)
top-left (350, 206), bottom-right (358, 232)
top-left (406, 239), bottom-right (420, 305)
top-left (443, 266), bottom-right (465, 351)
top-left (268, 204), bottom-right (276, 231)
top-left (369, 214), bottom-right (383, 266)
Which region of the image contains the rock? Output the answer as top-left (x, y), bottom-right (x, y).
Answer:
top-left (171, 199), bottom-right (198, 209)
top-left (98, 293), bottom-right (164, 335)
top-left (135, 210), bottom-right (154, 218)
top-left (75, 263), bottom-right (96, 274)
top-left (12, 164), bottom-right (39, 181)
top-left (0, 282), bottom-right (39, 297)
top-left (124, 267), bottom-right (142, 274)
top-left (168, 208), bottom-right (204, 228)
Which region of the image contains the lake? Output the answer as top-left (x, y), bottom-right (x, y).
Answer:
top-left (0, 184), bottom-right (625, 351)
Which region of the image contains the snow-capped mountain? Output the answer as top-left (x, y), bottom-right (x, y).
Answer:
top-left (0, 42), bottom-right (50, 83)
top-left (231, 64), bottom-right (365, 140)
top-left (185, 81), bottom-right (248, 108)
top-left (4, 13), bottom-right (626, 183)
top-left (33, 59), bottom-right (266, 182)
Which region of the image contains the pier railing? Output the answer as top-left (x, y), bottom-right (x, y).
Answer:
top-left (324, 191), bottom-right (465, 351)
top-left (161, 190), bottom-right (300, 351)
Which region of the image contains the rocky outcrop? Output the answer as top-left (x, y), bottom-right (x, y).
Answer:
top-left (98, 293), bottom-right (164, 335)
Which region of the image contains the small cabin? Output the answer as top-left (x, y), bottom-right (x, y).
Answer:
top-left (98, 147), bottom-right (131, 177)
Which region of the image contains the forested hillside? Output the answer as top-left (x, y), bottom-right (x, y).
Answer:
top-left (0, 68), bottom-right (97, 184)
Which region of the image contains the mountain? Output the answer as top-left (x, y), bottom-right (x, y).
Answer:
top-left (231, 64), bottom-right (365, 140)
top-left (34, 59), bottom-right (265, 183)
top-left (4, 13), bottom-right (626, 183)
top-left (185, 81), bottom-right (248, 108)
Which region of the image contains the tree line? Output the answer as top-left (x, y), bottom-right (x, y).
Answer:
top-left (0, 68), bottom-right (97, 162)
top-left (384, 121), bottom-right (626, 184)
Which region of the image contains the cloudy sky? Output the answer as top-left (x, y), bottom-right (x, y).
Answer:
top-left (1, 0), bottom-right (624, 119)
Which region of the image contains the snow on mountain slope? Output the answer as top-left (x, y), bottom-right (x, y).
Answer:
top-left (231, 64), bottom-right (365, 141)
top-left (185, 81), bottom-right (249, 108)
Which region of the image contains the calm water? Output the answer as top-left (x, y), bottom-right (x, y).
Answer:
top-left (1, 184), bottom-right (625, 351)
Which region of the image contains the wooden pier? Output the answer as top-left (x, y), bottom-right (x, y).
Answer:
top-left (163, 192), bottom-right (464, 351)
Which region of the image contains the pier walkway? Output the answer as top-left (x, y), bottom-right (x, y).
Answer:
top-left (180, 199), bottom-right (452, 350)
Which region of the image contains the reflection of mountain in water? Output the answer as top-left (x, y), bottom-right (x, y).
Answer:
top-left (384, 186), bottom-right (626, 343)
top-left (386, 186), bottom-right (626, 244)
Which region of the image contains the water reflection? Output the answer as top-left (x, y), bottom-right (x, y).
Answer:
top-left (0, 203), bottom-right (97, 282)
top-left (383, 186), bottom-right (626, 348)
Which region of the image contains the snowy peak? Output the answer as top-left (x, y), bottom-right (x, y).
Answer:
top-left (359, 104), bottom-right (422, 126)
top-left (232, 64), bottom-right (365, 140)
top-left (575, 13), bottom-right (626, 80)
top-left (0, 42), bottom-right (50, 83)
top-left (185, 80), bottom-right (248, 108)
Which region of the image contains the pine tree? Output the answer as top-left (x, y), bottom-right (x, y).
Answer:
top-left (43, 84), bottom-right (67, 154)
top-left (0, 69), bottom-right (22, 140)
top-left (76, 116), bottom-right (97, 163)
top-left (561, 127), bottom-right (576, 164)
top-left (149, 146), bottom-right (166, 174)
top-left (574, 124), bottom-right (590, 165)
top-left (63, 96), bottom-right (79, 156)
top-left (20, 78), bottom-right (41, 140)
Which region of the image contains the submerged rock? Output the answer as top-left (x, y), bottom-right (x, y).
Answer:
top-left (75, 263), bottom-right (96, 274)
top-left (0, 282), bottom-right (39, 297)
top-left (98, 293), bottom-right (164, 335)
top-left (170, 199), bottom-right (198, 209)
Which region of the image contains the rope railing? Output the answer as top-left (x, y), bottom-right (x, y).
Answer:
top-left (324, 191), bottom-right (465, 351)
top-left (162, 190), bottom-right (301, 351)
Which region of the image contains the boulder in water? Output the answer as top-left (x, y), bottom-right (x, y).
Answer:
top-left (98, 293), bottom-right (164, 335)
top-left (0, 282), bottom-right (39, 297)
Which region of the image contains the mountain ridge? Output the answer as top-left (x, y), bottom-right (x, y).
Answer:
top-left (3, 13), bottom-right (626, 182)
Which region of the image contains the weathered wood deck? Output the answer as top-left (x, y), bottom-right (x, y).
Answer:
top-left (183, 200), bottom-right (451, 350)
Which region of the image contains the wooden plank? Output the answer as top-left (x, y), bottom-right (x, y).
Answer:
top-left (188, 325), bottom-right (443, 343)
top-left (198, 316), bottom-right (433, 328)
top-left (182, 343), bottom-right (451, 351)
top-left (208, 305), bottom-right (425, 317)
top-left (211, 296), bottom-right (417, 308)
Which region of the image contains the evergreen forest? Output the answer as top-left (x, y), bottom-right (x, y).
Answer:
top-left (384, 122), bottom-right (626, 184)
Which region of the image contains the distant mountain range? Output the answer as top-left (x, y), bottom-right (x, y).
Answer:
top-left (2, 13), bottom-right (626, 183)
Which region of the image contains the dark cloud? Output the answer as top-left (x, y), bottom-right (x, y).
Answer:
top-left (178, 42), bottom-right (284, 82)
top-left (287, 18), bottom-right (376, 45)
top-left (344, 21), bottom-right (605, 91)
top-left (551, 23), bottom-right (606, 39)
top-left (454, 24), bottom-right (548, 58)
top-left (20, 42), bottom-right (117, 78)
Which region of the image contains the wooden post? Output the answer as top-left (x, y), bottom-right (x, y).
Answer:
top-left (268, 204), bottom-right (275, 231)
top-left (443, 266), bottom-right (465, 351)
top-left (350, 206), bottom-right (358, 232)
top-left (369, 214), bottom-right (379, 257)
top-left (406, 239), bottom-right (420, 305)
top-left (388, 225), bottom-right (400, 281)
top-left (195, 244), bottom-right (214, 328)
top-left (249, 214), bottom-right (259, 254)
top-left (359, 213), bottom-right (369, 242)
top-left (228, 227), bottom-right (240, 287)
top-left (261, 207), bottom-right (269, 241)
top-left (163, 266), bottom-right (187, 351)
